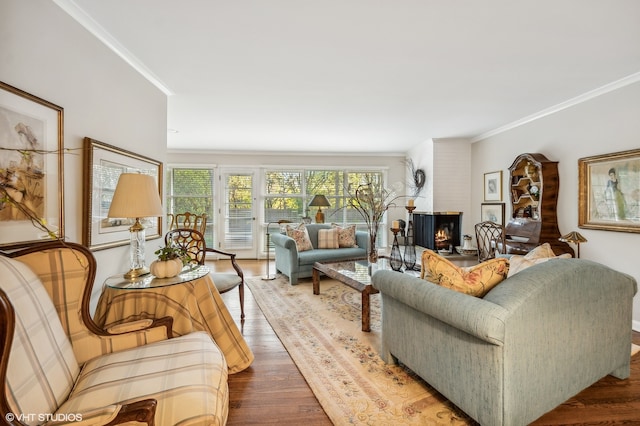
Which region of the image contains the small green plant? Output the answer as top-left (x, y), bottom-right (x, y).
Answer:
top-left (154, 244), bottom-right (188, 262)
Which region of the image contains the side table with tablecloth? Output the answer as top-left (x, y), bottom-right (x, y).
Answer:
top-left (94, 268), bottom-right (253, 374)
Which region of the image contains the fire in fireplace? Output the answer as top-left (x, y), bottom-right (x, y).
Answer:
top-left (413, 212), bottom-right (462, 251)
top-left (434, 226), bottom-right (452, 249)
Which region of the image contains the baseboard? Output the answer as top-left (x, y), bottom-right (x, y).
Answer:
top-left (633, 320), bottom-right (640, 333)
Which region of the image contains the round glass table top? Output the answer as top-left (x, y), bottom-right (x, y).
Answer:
top-left (104, 265), bottom-right (210, 290)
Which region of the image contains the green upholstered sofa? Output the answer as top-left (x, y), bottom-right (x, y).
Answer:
top-left (271, 223), bottom-right (367, 284)
top-left (372, 258), bottom-right (637, 426)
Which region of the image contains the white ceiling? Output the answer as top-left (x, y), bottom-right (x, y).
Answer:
top-left (57, 0), bottom-right (640, 154)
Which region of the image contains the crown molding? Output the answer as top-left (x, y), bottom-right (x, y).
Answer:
top-left (471, 71), bottom-right (640, 143)
top-left (53, 0), bottom-right (173, 95)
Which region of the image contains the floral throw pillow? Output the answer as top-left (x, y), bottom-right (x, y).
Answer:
top-left (286, 224), bottom-right (313, 252)
top-left (317, 228), bottom-right (339, 249)
top-left (331, 223), bottom-right (358, 248)
top-left (421, 249), bottom-right (509, 297)
top-left (507, 242), bottom-right (572, 277)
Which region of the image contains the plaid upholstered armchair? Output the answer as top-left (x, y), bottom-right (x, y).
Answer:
top-left (0, 241), bottom-right (229, 426)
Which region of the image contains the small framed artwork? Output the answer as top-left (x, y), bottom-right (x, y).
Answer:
top-left (481, 203), bottom-right (505, 226)
top-left (0, 81), bottom-right (64, 248)
top-left (484, 171), bottom-right (502, 201)
top-left (578, 148), bottom-right (640, 233)
top-left (83, 137), bottom-right (163, 250)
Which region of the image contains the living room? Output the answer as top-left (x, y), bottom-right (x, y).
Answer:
top-left (7, 0), bottom-right (636, 327)
top-left (2, 0), bottom-right (640, 424)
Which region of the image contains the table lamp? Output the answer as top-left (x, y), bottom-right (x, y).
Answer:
top-left (309, 194), bottom-right (331, 223)
top-left (559, 231), bottom-right (588, 258)
top-left (108, 173), bottom-right (163, 279)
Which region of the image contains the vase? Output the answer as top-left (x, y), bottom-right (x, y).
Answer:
top-left (368, 230), bottom-right (379, 264)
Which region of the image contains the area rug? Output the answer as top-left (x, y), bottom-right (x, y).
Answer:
top-left (247, 275), bottom-right (640, 425)
top-left (246, 275), bottom-right (473, 425)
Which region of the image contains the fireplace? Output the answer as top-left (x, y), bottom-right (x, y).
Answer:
top-left (413, 212), bottom-right (462, 251)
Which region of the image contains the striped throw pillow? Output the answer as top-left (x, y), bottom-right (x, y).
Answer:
top-left (318, 228), bottom-right (339, 249)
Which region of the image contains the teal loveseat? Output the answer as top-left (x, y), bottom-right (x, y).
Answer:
top-left (271, 224), bottom-right (367, 285)
top-left (371, 259), bottom-right (637, 426)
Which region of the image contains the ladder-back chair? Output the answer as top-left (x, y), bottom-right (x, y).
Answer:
top-left (168, 212), bottom-right (207, 234)
top-left (474, 221), bottom-right (507, 262)
top-left (166, 228), bottom-right (245, 320)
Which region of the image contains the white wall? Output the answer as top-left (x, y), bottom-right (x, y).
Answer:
top-left (1, 0), bottom-right (168, 309)
top-left (469, 80), bottom-right (640, 330)
top-left (406, 138), bottom-right (473, 236)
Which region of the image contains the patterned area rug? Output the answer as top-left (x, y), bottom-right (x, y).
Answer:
top-left (245, 275), bottom-right (473, 425)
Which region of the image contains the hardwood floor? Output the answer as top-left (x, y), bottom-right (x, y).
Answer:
top-left (213, 259), bottom-right (640, 425)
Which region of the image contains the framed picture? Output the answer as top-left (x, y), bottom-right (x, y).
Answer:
top-left (484, 170), bottom-right (502, 201)
top-left (0, 81), bottom-right (64, 248)
top-left (83, 137), bottom-right (163, 250)
top-left (579, 149), bottom-right (640, 233)
top-left (481, 203), bottom-right (505, 226)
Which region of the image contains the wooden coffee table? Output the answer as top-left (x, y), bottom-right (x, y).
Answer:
top-left (312, 257), bottom-right (420, 332)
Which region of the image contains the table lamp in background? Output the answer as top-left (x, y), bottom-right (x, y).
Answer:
top-left (559, 231), bottom-right (588, 258)
top-left (309, 194), bottom-right (331, 223)
top-left (108, 173), bottom-right (163, 279)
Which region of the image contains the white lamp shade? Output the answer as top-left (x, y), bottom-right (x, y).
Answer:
top-left (108, 173), bottom-right (163, 218)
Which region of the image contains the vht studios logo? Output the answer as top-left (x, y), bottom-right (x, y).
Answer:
top-left (5, 412), bottom-right (83, 422)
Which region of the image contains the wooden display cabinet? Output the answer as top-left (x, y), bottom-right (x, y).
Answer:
top-left (505, 153), bottom-right (574, 256)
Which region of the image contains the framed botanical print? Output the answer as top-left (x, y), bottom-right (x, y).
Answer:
top-left (0, 81), bottom-right (64, 248)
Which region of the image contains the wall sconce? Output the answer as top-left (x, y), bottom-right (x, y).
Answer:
top-left (559, 231), bottom-right (588, 258)
top-left (308, 195), bottom-right (331, 223)
top-left (108, 173), bottom-right (163, 279)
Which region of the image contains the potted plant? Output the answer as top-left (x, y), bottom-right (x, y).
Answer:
top-left (150, 244), bottom-right (188, 278)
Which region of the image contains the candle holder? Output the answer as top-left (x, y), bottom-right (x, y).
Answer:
top-left (390, 228), bottom-right (403, 272)
top-left (404, 205), bottom-right (417, 270)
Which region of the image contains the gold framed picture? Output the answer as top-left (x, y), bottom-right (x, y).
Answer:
top-left (578, 148), bottom-right (640, 233)
top-left (83, 138), bottom-right (163, 250)
top-left (0, 81), bottom-right (64, 248)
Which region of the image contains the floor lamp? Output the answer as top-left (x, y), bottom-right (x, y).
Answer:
top-left (263, 220), bottom-right (291, 280)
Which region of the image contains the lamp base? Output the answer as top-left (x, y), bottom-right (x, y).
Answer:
top-left (315, 209), bottom-right (325, 223)
top-left (262, 274), bottom-right (276, 280)
top-left (124, 266), bottom-right (150, 280)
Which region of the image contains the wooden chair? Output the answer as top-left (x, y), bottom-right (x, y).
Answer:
top-left (168, 212), bottom-right (207, 234)
top-left (474, 221), bottom-right (506, 262)
top-left (0, 241), bottom-right (229, 425)
top-left (166, 228), bottom-right (245, 320)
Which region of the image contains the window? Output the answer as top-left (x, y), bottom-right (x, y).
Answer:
top-left (263, 169), bottom-right (387, 246)
top-left (166, 167), bottom-right (215, 246)
top-left (264, 171), bottom-right (303, 223)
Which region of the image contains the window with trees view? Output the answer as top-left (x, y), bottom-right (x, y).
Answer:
top-left (264, 169), bottom-right (386, 233)
top-left (167, 166), bottom-right (388, 252)
top-left (166, 167), bottom-right (215, 246)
